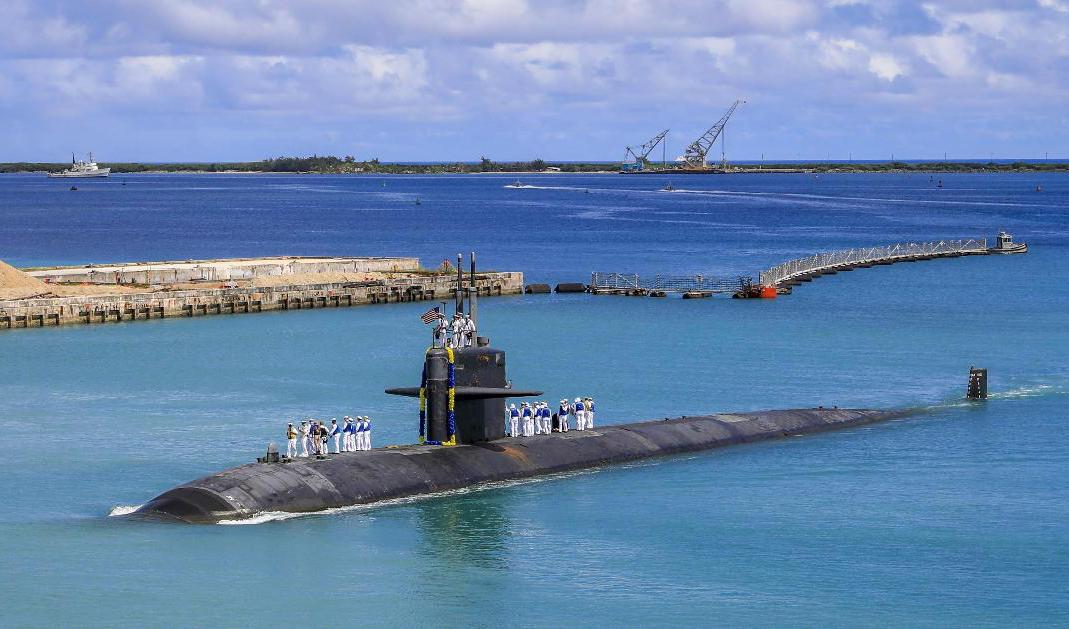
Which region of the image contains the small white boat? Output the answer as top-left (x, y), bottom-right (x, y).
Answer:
top-left (505, 180), bottom-right (527, 188)
top-left (48, 153), bottom-right (110, 178)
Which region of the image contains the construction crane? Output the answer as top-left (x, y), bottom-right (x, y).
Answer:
top-left (622, 129), bottom-right (669, 172)
top-left (682, 100), bottom-right (744, 169)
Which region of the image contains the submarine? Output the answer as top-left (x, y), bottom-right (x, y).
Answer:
top-left (132, 253), bottom-right (907, 524)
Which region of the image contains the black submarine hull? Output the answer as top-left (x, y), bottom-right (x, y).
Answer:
top-left (133, 408), bottom-right (906, 524)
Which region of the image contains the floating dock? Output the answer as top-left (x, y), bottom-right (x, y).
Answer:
top-left (589, 234), bottom-right (1025, 300)
top-left (0, 256), bottom-right (523, 329)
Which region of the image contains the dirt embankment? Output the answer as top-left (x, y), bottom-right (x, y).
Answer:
top-left (0, 260), bottom-right (50, 300)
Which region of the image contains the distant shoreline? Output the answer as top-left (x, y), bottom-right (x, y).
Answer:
top-left (3, 158), bottom-right (1067, 175)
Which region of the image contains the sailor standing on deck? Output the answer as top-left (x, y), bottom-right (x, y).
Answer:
top-left (542, 403), bottom-right (553, 435)
top-left (573, 398), bottom-right (586, 430)
top-left (433, 312), bottom-right (448, 347)
top-left (330, 419), bottom-right (341, 453)
top-left (299, 421), bottom-right (310, 457)
top-left (509, 403), bottom-right (520, 437)
top-left (354, 416), bottom-right (365, 451)
top-left (363, 416), bottom-right (373, 450)
top-left (450, 313), bottom-right (464, 348)
top-left (521, 402), bottom-right (534, 437)
top-left (559, 399), bottom-right (570, 432)
top-left (461, 313), bottom-right (477, 348)
top-left (346, 416), bottom-right (356, 452)
top-left (286, 423), bottom-right (298, 458)
top-left (585, 398), bottom-right (595, 429)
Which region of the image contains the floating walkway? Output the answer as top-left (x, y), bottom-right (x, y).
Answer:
top-left (590, 234), bottom-right (1025, 300)
top-left (588, 272), bottom-right (753, 297)
top-left (761, 239), bottom-right (990, 292)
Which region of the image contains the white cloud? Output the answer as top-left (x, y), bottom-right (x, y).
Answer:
top-left (868, 53), bottom-right (907, 81)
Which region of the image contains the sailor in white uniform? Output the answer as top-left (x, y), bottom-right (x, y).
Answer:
top-left (344, 416), bottom-right (355, 452)
top-left (540, 402), bottom-right (553, 435)
top-left (354, 416), bottom-right (364, 451)
top-left (450, 314), bottom-right (465, 348)
top-left (533, 402), bottom-right (543, 435)
top-left (433, 315), bottom-right (448, 347)
top-left (573, 398), bottom-right (586, 430)
top-left (286, 423), bottom-right (298, 458)
top-left (461, 314), bottom-right (477, 347)
top-left (509, 404), bottom-right (520, 437)
top-left (330, 419), bottom-right (341, 453)
top-left (558, 399), bottom-right (570, 432)
top-left (585, 398), bottom-right (595, 429)
top-left (521, 402), bottom-right (534, 437)
top-left (299, 421), bottom-right (310, 456)
top-left (360, 416), bottom-right (373, 450)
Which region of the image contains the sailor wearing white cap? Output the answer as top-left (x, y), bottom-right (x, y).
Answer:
top-left (521, 402), bottom-right (534, 437)
top-left (558, 399), bottom-right (570, 432)
top-left (330, 419), bottom-right (341, 453)
top-left (298, 421), bottom-right (310, 456)
top-left (509, 404), bottom-right (520, 437)
top-left (585, 397), bottom-right (595, 429)
top-left (573, 398), bottom-right (586, 431)
top-left (540, 402), bottom-right (552, 435)
top-left (342, 417), bottom-right (354, 451)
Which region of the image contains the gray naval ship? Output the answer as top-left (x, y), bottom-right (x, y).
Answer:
top-left (132, 254), bottom-right (906, 524)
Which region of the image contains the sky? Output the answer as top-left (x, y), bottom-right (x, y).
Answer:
top-left (1, 0), bottom-right (1067, 162)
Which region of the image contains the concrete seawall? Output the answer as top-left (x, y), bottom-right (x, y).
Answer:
top-left (133, 407), bottom-right (906, 523)
top-left (1, 257), bottom-right (523, 329)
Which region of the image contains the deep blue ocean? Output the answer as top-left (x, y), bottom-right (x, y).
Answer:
top-left (1, 172), bottom-right (1067, 627)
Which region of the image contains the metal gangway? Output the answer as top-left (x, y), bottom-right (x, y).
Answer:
top-left (758, 238), bottom-right (989, 287)
top-left (590, 272), bottom-right (752, 295)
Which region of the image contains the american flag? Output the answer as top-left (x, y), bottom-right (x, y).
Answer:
top-left (420, 306), bottom-right (441, 324)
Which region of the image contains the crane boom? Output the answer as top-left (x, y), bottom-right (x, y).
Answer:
top-left (623, 129), bottom-right (669, 171)
top-left (682, 100), bottom-right (744, 169)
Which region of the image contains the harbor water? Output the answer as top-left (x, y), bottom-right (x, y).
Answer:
top-left (1, 172), bottom-right (1068, 626)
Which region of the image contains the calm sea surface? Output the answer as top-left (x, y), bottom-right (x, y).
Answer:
top-left (1, 173), bottom-right (1068, 627)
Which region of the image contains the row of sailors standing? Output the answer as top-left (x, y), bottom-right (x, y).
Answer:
top-left (435, 312), bottom-right (477, 348)
top-left (507, 397), bottom-right (595, 437)
top-left (286, 416), bottom-right (373, 458)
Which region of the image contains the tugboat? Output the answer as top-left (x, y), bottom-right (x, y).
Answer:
top-left (48, 153), bottom-right (111, 178)
top-left (989, 230), bottom-right (1028, 254)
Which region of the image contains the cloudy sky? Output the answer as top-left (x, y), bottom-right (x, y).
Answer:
top-left (2, 0), bottom-right (1067, 162)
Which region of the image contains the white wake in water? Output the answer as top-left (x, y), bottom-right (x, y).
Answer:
top-left (108, 504), bottom-right (142, 517)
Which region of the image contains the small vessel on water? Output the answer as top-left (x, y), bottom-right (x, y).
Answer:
top-left (48, 153), bottom-right (110, 178)
top-left (505, 180), bottom-right (526, 188)
top-left (662, 182), bottom-right (675, 192)
top-left (989, 230), bottom-right (1028, 254)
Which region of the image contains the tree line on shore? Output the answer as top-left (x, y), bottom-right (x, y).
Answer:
top-left (2, 156), bottom-right (1067, 174)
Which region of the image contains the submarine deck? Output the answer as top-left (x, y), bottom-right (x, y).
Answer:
top-left (134, 408), bottom-right (908, 523)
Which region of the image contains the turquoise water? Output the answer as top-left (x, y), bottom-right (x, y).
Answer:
top-left (1, 173), bottom-right (1068, 626)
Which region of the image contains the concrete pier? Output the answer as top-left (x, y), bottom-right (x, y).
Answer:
top-left (0, 257), bottom-right (523, 330)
